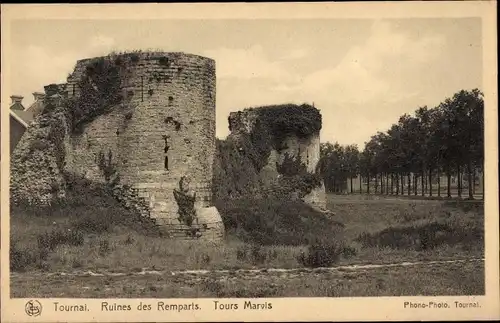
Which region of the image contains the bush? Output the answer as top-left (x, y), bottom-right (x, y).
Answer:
top-left (73, 215), bottom-right (112, 234)
top-left (72, 259), bottom-right (83, 268)
top-left (10, 242), bottom-right (49, 272)
top-left (99, 240), bottom-right (110, 256)
top-left (297, 240), bottom-right (345, 268)
top-left (235, 245), bottom-right (273, 264)
top-left (201, 254), bottom-right (211, 266)
top-left (355, 221), bottom-right (483, 251)
top-left (10, 244), bottom-right (32, 272)
top-left (250, 244), bottom-right (267, 265)
top-left (341, 246), bottom-right (358, 259)
top-left (124, 234), bottom-right (134, 245)
top-left (37, 229), bottom-right (84, 250)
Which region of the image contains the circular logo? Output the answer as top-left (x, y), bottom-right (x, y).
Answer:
top-left (25, 300), bottom-right (42, 317)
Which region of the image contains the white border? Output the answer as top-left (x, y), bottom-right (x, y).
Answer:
top-left (1, 2), bottom-right (498, 322)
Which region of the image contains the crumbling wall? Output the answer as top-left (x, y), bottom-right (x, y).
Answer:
top-left (226, 107), bottom-right (327, 209)
top-left (277, 133), bottom-right (326, 209)
top-left (10, 95), bottom-right (71, 205)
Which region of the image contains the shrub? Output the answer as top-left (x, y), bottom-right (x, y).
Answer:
top-left (201, 254), bottom-right (211, 265)
top-left (355, 221), bottom-right (483, 251)
top-left (341, 246), bottom-right (358, 259)
top-left (124, 235), bottom-right (134, 245)
top-left (10, 242), bottom-right (50, 272)
top-left (37, 229), bottom-right (84, 251)
top-left (250, 244), bottom-right (267, 265)
top-left (268, 249), bottom-right (278, 260)
top-left (10, 244), bottom-right (31, 272)
top-left (97, 149), bottom-right (118, 183)
top-left (236, 247), bottom-right (247, 261)
top-left (72, 258), bottom-right (83, 269)
top-left (99, 240), bottom-right (110, 256)
top-left (297, 240), bottom-right (345, 268)
top-left (73, 215), bottom-right (112, 234)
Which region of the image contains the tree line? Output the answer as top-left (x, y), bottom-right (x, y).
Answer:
top-left (319, 89), bottom-right (484, 199)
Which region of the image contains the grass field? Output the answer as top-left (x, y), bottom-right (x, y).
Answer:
top-left (12, 259), bottom-right (483, 298)
top-left (10, 190), bottom-right (484, 297)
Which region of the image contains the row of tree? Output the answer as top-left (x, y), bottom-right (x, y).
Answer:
top-left (319, 89), bottom-right (484, 199)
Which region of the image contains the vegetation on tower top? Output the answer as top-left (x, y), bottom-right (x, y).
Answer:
top-left (231, 103), bottom-right (322, 139)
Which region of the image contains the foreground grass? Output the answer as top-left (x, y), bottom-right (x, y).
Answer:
top-left (10, 194), bottom-right (484, 273)
top-left (9, 182), bottom-right (484, 297)
top-left (11, 259), bottom-right (484, 298)
top-left (328, 196), bottom-right (483, 261)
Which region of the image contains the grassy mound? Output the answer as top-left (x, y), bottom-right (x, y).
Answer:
top-left (216, 198), bottom-right (345, 246)
top-left (10, 177), bottom-right (161, 272)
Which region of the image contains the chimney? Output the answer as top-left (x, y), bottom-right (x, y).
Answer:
top-left (33, 92), bottom-right (45, 101)
top-left (10, 95), bottom-right (23, 105)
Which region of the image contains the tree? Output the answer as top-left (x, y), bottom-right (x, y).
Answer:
top-left (325, 88), bottom-right (483, 201)
top-left (344, 144), bottom-right (360, 193)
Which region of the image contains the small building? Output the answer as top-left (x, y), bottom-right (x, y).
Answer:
top-left (8, 93), bottom-right (46, 153)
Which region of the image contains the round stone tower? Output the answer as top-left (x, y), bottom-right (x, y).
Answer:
top-left (64, 51), bottom-right (224, 241)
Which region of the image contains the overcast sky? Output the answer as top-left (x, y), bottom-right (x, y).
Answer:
top-left (8, 18), bottom-right (482, 147)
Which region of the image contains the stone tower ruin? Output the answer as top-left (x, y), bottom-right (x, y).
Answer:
top-left (228, 106), bottom-right (327, 209)
top-left (12, 51), bottom-right (224, 240)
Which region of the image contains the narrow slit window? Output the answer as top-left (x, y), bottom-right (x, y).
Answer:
top-left (163, 135), bottom-right (170, 171)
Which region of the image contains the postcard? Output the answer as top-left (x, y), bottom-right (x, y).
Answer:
top-left (1, 2), bottom-right (498, 322)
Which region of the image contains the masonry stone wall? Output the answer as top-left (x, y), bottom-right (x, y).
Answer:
top-left (59, 52), bottom-right (222, 240)
top-left (10, 95), bottom-right (71, 205)
top-left (228, 109), bottom-right (327, 209)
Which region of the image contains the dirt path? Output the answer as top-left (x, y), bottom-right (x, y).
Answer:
top-left (11, 257), bottom-right (484, 279)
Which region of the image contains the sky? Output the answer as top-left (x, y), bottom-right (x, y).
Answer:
top-left (8, 18), bottom-right (482, 148)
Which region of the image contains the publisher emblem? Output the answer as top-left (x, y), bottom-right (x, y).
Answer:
top-left (25, 300), bottom-right (42, 317)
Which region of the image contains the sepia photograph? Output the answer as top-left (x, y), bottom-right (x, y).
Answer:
top-left (1, 2), bottom-right (498, 322)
